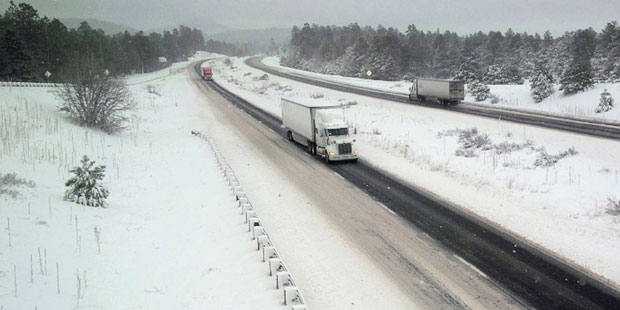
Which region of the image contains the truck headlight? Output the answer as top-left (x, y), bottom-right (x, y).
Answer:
top-left (329, 152), bottom-right (336, 156)
top-left (354, 150), bottom-right (358, 154)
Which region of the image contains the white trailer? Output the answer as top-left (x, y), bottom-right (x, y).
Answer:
top-left (409, 78), bottom-right (465, 105)
top-left (281, 97), bottom-right (358, 163)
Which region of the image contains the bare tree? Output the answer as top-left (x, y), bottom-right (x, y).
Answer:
top-left (55, 62), bottom-right (134, 133)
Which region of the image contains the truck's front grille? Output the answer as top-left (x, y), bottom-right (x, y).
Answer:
top-left (338, 143), bottom-right (352, 154)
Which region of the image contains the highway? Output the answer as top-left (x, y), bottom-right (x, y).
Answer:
top-left (245, 57), bottom-right (620, 140)
top-left (193, 61), bottom-right (620, 309)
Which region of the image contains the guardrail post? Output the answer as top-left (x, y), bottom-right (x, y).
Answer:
top-left (276, 271), bottom-right (293, 289)
top-left (283, 287), bottom-right (300, 305)
top-left (245, 210), bottom-right (256, 223)
top-left (257, 235), bottom-right (270, 250)
top-left (248, 217), bottom-right (260, 232)
top-left (252, 226), bottom-right (265, 240)
top-left (239, 198), bottom-right (250, 209)
top-left (263, 246), bottom-right (278, 262)
top-left (269, 258), bottom-right (284, 276)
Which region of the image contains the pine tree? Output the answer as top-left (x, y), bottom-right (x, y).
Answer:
top-left (559, 59), bottom-right (594, 94)
top-left (560, 29), bottom-right (596, 94)
top-left (64, 155), bottom-right (109, 207)
top-left (0, 28), bottom-right (33, 80)
top-left (530, 61), bottom-right (555, 103)
top-left (468, 80), bottom-right (491, 101)
top-left (454, 62), bottom-right (480, 83)
top-left (483, 64), bottom-right (523, 84)
top-left (595, 89), bottom-right (614, 113)
top-left (530, 71), bottom-right (554, 103)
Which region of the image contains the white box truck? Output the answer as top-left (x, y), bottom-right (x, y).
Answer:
top-left (408, 78), bottom-right (465, 105)
top-left (281, 97), bottom-right (358, 163)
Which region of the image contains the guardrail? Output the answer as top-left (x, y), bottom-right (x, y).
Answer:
top-left (0, 81), bottom-right (65, 88)
top-left (191, 129), bottom-right (308, 309)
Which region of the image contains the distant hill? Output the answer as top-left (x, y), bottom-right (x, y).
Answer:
top-left (59, 18), bottom-right (138, 34)
top-left (207, 27), bottom-right (291, 52)
top-left (148, 21), bottom-right (236, 36)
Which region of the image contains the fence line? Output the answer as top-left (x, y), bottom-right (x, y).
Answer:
top-left (0, 81), bottom-right (65, 88)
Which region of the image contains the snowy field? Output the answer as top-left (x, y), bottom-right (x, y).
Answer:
top-left (0, 57), bottom-right (289, 309)
top-left (213, 56), bottom-right (620, 288)
top-left (262, 56), bottom-right (620, 123)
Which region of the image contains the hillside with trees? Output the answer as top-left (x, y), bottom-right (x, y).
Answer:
top-left (0, 1), bottom-right (205, 82)
top-left (282, 22), bottom-right (620, 88)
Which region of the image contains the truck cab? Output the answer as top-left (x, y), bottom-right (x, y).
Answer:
top-left (202, 67), bottom-right (213, 80)
top-left (316, 119), bottom-right (358, 163)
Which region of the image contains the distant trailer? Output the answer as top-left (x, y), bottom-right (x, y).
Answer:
top-left (409, 78), bottom-right (464, 105)
top-left (202, 67), bottom-right (213, 80)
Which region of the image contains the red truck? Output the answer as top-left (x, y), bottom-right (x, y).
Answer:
top-left (202, 67), bottom-right (213, 80)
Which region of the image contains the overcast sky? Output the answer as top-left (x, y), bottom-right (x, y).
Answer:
top-left (2, 0), bottom-right (619, 35)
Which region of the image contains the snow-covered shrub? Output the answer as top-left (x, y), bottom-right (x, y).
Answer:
top-left (224, 58), bottom-right (232, 67)
top-left (458, 128), bottom-right (492, 150)
top-left (56, 66), bottom-right (134, 134)
top-left (530, 71), bottom-right (555, 103)
top-left (0, 172), bottom-right (35, 198)
top-left (468, 80), bottom-right (491, 101)
top-left (494, 140), bottom-right (534, 155)
top-left (64, 155), bottom-right (109, 207)
top-left (489, 94), bottom-right (502, 104)
top-left (595, 89), bottom-right (614, 113)
top-left (533, 147), bottom-right (578, 167)
top-left (452, 128), bottom-right (493, 157)
top-left (607, 197), bottom-right (620, 215)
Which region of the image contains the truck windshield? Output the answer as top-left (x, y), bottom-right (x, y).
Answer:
top-left (327, 128), bottom-right (348, 136)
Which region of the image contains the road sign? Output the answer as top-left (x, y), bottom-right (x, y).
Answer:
top-left (366, 70), bottom-right (372, 77)
top-left (44, 71), bottom-right (51, 78)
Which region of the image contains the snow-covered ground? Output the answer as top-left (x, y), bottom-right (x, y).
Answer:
top-left (262, 56), bottom-right (620, 123)
top-left (213, 56), bottom-right (620, 288)
top-left (1, 54), bottom-right (426, 309)
top-left (0, 57), bottom-right (288, 309)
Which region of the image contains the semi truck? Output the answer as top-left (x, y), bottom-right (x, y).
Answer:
top-left (202, 67), bottom-right (213, 80)
top-left (409, 78), bottom-right (465, 105)
top-left (281, 97), bottom-right (358, 163)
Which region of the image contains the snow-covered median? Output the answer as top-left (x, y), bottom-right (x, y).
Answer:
top-left (0, 62), bottom-right (285, 308)
top-left (213, 56), bottom-right (620, 287)
top-left (262, 56), bottom-right (620, 123)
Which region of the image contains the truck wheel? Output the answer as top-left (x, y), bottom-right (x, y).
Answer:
top-left (287, 131), bottom-right (293, 141)
top-left (325, 154), bottom-right (330, 164)
top-left (408, 94), bottom-right (413, 101)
